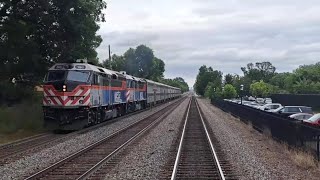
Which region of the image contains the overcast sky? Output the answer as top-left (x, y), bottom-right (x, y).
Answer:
top-left (97, 0), bottom-right (320, 87)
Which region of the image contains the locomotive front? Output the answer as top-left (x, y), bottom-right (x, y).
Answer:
top-left (43, 63), bottom-right (92, 130)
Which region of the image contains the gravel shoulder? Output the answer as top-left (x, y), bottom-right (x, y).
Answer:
top-left (0, 98), bottom-right (182, 180)
top-left (197, 98), bottom-right (320, 180)
top-left (102, 97), bottom-right (190, 180)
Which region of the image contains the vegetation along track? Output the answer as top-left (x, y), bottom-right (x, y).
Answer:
top-left (24, 97), bottom-right (187, 180)
top-left (170, 97), bottom-right (237, 180)
top-left (0, 98), bottom-right (182, 165)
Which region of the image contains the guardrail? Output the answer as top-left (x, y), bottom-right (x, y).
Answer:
top-left (211, 99), bottom-right (320, 160)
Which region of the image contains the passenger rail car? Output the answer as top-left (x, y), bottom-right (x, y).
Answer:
top-left (43, 62), bottom-right (181, 130)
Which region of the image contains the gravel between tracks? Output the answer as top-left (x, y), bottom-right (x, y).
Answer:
top-left (102, 97), bottom-right (190, 180)
top-left (197, 98), bottom-right (320, 180)
top-left (0, 99), bottom-right (181, 180)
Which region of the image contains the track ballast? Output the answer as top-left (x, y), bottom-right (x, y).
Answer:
top-left (171, 97), bottom-right (226, 180)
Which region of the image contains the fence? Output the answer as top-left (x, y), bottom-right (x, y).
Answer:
top-left (211, 99), bottom-right (320, 160)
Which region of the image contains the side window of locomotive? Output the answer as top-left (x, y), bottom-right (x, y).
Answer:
top-left (126, 80), bottom-right (131, 88)
top-left (98, 74), bottom-right (104, 85)
top-left (92, 74), bottom-right (99, 85)
top-left (111, 79), bottom-right (122, 87)
top-left (139, 83), bottom-right (144, 89)
top-left (102, 75), bottom-right (109, 86)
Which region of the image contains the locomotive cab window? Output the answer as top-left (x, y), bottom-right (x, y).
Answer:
top-left (67, 71), bottom-right (90, 82)
top-left (46, 71), bottom-right (66, 82)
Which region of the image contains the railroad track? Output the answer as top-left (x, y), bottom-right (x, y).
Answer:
top-left (170, 97), bottom-right (232, 180)
top-left (24, 97), bottom-right (187, 180)
top-left (0, 133), bottom-right (65, 165)
top-left (0, 98), bottom-right (183, 165)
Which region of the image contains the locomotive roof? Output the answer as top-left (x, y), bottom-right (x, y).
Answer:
top-left (49, 63), bottom-right (115, 75)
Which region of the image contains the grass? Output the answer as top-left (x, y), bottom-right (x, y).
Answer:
top-left (287, 147), bottom-right (317, 169)
top-left (0, 99), bottom-right (44, 144)
top-left (261, 127), bottom-right (318, 169)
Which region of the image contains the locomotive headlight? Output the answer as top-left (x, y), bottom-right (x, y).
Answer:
top-left (63, 85), bottom-right (67, 92)
top-left (79, 100), bottom-right (84, 104)
top-left (48, 100), bottom-right (52, 104)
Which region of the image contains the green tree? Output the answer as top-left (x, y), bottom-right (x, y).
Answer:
top-left (222, 84), bottom-right (237, 99)
top-left (103, 45), bottom-right (166, 81)
top-left (224, 74), bottom-right (234, 85)
top-left (149, 57), bottom-right (165, 81)
top-left (250, 80), bottom-right (275, 97)
top-left (194, 65), bottom-right (222, 96)
top-left (241, 61), bottom-right (276, 83)
top-left (161, 77), bottom-right (189, 93)
top-left (103, 55), bottom-right (126, 71)
top-left (0, 0), bottom-right (107, 83)
top-left (204, 82), bottom-right (214, 98)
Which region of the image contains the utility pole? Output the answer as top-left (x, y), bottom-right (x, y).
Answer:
top-left (108, 45), bottom-right (112, 70)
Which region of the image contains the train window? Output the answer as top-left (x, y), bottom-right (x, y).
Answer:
top-left (126, 80), bottom-right (131, 88)
top-left (67, 71), bottom-right (90, 82)
top-left (47, 71), bottom-right (66, 81)
top-left (139, 83), bottom-right (145, 89)
top-left (92, 74), bottom-right (99, 85)
top-left (111, 80), bottom-right (122, 87)
top-left (98, 74), bottom-right (104, 85)
top-left (103, 77), bottom-right (109, 86)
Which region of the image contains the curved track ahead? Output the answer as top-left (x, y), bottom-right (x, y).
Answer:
top-left (171, 97), bottom-right (226, 180)
top-left (24, 97), bottom-right (186, 180)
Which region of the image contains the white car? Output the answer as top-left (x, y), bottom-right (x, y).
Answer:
top-left (264, 98), bottom-right (272, 104)
top-left (260, 103), bottom-right (283, 111)
top-left (256, 98), bottom-right (265, 104)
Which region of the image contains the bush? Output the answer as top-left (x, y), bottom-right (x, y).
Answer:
top-left (0, 97), bottom-right (43, 134)
top-left (0, 81), bottom-right (35, 106)
top-left (222, 84), bottom-right (237, 99)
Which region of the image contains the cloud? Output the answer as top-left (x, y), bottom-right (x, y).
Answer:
top-left (97, 0), bottom-right (320, 87)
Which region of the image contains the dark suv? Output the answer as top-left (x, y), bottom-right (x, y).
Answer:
top-left (273, 106), bottom-right (313, 116)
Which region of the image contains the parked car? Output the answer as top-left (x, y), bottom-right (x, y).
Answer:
top-left (303, 114), bottom-right (320, 127)
top-left (247, 102), bottom-right (260, 108)
top-left (260, 103), bottom-right (282, 111)
top-left (248, 96), bottom-right (256, 101)
top-left (289, 113), bottom-right (313, 121)
top-left (264, 98), bottom-right (272, 104)
top-left (272, 106), bottom-right (313, 116)
top-left (256, 98), bottom-right (265, 104)
top-left (242, 101), bottom-right (251, 105)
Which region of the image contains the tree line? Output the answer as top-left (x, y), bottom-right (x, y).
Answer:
top-left (0, 1), bottom-right (188, 105)
top-left (0, 0), bottom-right (107, 104)
top-left (194, 61), bottom-right (320, 99)
top-left (102, 45), bottom-right (189, 93)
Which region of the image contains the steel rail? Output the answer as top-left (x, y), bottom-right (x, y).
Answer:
top-left (171, 97), bottom-right (225, 180)
top-left (195, 98), bottom-right (225, 180)
top-left (25, 97), bottom-right (186, 180)
top-left (170, 98), bottom-right (192, 180)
